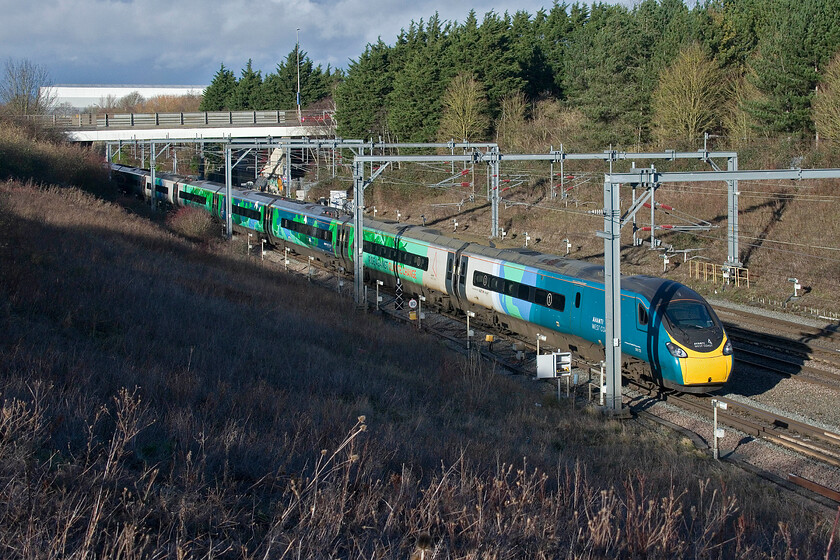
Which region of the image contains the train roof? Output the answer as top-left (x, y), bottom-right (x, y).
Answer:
top-left (232, 194), bottom-right (701, 305)
top-left (362, 217), bottom-right (687, 301)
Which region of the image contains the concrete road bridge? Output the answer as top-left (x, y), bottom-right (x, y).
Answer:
top-left (29, 109), bottom-right (335, 141)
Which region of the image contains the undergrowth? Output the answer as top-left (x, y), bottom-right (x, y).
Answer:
top-left (0, 119), bottom-right (838, 558)
top-left (0, 177), bottom-right (837, 558)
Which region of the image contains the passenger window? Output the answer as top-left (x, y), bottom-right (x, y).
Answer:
top-left (638, 304), bottom-right (649, 326)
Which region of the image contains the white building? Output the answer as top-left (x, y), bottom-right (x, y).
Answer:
top-left (44, 85), bottom-right (206, 112)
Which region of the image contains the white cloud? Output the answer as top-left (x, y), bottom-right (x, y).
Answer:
top-left (0, 0), bottom-right (582, 84)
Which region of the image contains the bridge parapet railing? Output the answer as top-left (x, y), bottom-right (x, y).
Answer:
top-left (23, 110), bottom-right (333, 130)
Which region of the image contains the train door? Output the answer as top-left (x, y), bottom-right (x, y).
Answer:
top-left (445, 253), bottom-right (455, 296)
top-left (345, 220), bottom-right (355, 264)
top-left (445, 243), bottom-right (469, 305)
top-left (263, 205), bottom-right (273, 238)
top-left (636, 297), bottom-right (650, 334)
top-left (566, 288), bottom-right (583, 334)
top-left (456, 254), bottom-right (470, 305)
top-left (337, 219), bottom-right (352, 267)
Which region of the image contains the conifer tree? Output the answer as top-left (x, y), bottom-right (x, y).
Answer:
top-left (563, 4), bottom-right (647, 146)
top-left (334, 40), bottom-right (393, 138)
top-left (230, 60), bottom-right (263, 111)
top-left (262, 48), bottom-right (336, 111)
top-left (386, 48), bottom-right (445, 141)
top-left (199, 64), bottom-right (236, 111)
top-left (475, 12), bottom-right (525, 119)
top-left (262, 52), bottom-right (297, 110)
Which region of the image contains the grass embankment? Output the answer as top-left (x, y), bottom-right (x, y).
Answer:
top-left (0, 123), bottom-right (837, 557)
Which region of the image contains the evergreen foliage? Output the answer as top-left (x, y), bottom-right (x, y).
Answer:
top-left (199, 64), bottom-right (236, 111)
top-left (746, 0), bottom-right (840, 135)
top-left (335, 40), bottom-right (393, 139)
top-left (202, 49), bottom-right (336, 113)
top-left (230, 60), bottom-right (263, 111)
top-left (201, 1), bottom-right (840, 146)
top-left (563, 4), bottom-right (647, 146)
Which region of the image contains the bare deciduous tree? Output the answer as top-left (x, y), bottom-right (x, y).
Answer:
top-left (814, 50), bottom-right (840, 146)
top-left (117, 91), bottom-right (145, 112)
top-left (437, 73), bottom-right (489, 142)
top-left (495, 92), bottom-right (527, 151)
top-left (651, 44), bottom-right (724, 146)
top-left (722, 74), bottom-right (763, 146)
top-left (0, 58), bottom-right (55, 116)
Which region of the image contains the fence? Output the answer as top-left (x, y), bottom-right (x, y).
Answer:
top-left (747, 297), bottom-right (840, 321)
top-left (689, 261), bottom-right (750, 288)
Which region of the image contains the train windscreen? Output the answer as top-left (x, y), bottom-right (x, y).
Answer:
top-left (663, 299), bottom-right (724, 353)
top-left (664, 300), bottom-right (715, 330)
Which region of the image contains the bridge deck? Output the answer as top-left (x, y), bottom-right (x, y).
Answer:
top-left (27, 110), bottom-right (334, 141)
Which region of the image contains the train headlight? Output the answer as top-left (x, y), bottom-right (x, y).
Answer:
top-left (665, 342), bottom-right (688, 359)
top-left (722, 340), bottom-right (733, 355)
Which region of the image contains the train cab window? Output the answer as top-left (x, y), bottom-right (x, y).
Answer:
top-left (575, 292), bottom-right (581, 308)
top-left (665, 301), bottom-right (715, 329)
top-left (446, 257), bottom-right (453, 280)
top-left (638, 304), bottom-right (649, 326)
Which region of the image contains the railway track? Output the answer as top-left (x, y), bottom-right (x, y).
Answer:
top-left (634, 382), bottom-right (840, 468)
top-left (270, 248), bottom-right (840, 506)
top-left (626, 378), bottom-right (840, 506)
top-left (716, 307), bottom-right (840, 388)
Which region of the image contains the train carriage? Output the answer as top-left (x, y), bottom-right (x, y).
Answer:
top-left (268, 203), bottom-right (336, 254)
top-left (174, 180), bottom-right (223, 214)
top-left (142, 174), bottom-right (178, 205)
top-left (110, 164), bottom-right (732, 393)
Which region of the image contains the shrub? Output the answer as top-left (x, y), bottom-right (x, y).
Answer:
top-left (167, 206), bottom-right (218, 242)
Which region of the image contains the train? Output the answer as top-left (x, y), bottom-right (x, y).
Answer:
top-left (110, 163), bottom-right (733, 393)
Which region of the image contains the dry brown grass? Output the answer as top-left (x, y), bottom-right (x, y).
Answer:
top-left (1, 125), bottom-right (839, 558)
top-left (1, 175), bottom-right (837, 558)
top-left (0, 119), bottom-right (106, 192)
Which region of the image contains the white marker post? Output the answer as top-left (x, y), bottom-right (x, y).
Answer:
top-left (711, 399), bottom-right (727, 460)
top-left (466, 311), bottom-right (475, 349)
top-left (536, 333), bottom-right (547, 357)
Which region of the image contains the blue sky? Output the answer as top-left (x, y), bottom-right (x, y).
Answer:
top-left (1, 0), bottom-right (634, 86)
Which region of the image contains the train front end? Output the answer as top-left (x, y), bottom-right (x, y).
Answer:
top-left (656, 293), bottom-right (733, 393)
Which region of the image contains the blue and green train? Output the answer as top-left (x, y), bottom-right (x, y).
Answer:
top-left (112, 164), bottom-right (732, 392)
